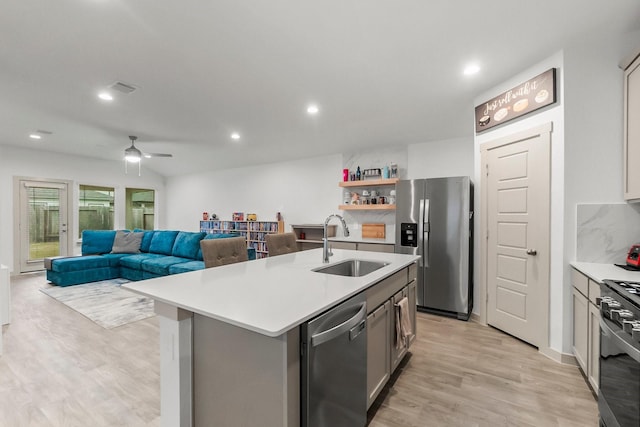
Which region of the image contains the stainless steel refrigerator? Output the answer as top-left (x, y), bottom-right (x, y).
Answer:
top-left (394, 177), bottom-right (473, 320)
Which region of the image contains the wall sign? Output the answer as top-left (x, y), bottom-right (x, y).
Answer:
top-left (475, 68), bottom-right (556, 133)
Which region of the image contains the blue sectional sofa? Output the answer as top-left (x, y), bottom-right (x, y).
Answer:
top-left (45, 229), bottom-right (256, 287)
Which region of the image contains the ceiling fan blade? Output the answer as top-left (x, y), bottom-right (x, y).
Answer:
top-left (143, 152), bottom-right (173, 158)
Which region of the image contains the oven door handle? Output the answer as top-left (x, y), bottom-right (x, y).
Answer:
top-left (600, 317), bottom-right (640, 363)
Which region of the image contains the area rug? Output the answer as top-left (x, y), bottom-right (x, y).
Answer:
top-left (40, 278), bottom-right (155, 329)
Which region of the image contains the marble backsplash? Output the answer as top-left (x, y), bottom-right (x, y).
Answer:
top-left (341, 147), bottom-right (405, 230)
top-left (576, 203), bottom-right (640, 263)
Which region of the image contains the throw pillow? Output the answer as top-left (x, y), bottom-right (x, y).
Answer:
top-left (111, 230), bottom-right (143, 254)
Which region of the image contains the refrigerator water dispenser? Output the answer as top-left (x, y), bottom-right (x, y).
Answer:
top-left (400, 223), bottom-right (418, 247)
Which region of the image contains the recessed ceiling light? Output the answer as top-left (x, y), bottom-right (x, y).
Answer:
top-left (463, 64), bottom-right (480, 76)
top-left (98, 92), bottom-right (113, 101)
top-left (29, 134), bottom-right (42, 140)
top-left (307, 104), bottom-right (319, 115)
top-left (231, 132), bottom-right (240, 140)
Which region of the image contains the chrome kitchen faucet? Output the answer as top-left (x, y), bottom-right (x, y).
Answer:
top-left (323, 214), bottom-right (350, 263)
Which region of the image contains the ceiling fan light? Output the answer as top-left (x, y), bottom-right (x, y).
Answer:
top-left (124, 146), bottom-right (142, 162)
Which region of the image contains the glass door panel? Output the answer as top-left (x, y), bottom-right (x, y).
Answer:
top-left (19, 180), bottom-right (68, 272)
top-left (125, 188), bottom-right (155, 230)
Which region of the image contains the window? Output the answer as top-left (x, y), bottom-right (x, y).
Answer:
top-left (78, 185), bottom-right (114, 238)
top-left (126, 188), bottom-right (155, 230)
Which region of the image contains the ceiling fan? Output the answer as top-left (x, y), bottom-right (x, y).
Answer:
top-left (124, 135), bottom-right (172, 175)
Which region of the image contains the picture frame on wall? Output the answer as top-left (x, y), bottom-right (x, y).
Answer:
top-left (474, 68), bottom-right (557, 133)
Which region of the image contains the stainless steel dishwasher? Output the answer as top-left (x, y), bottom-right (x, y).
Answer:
top-left (301, 292), bottom-right (367, 427)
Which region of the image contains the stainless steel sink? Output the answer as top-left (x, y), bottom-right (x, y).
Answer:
top-left (312, 259), bottom-right (389, 277)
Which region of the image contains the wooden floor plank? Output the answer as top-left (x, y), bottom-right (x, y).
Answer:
top-left (1, 272), bottom-right (597, 426)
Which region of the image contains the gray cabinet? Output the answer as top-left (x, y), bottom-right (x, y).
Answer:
top-left (571, 267), bottom-right (601, 394)
top-left (366, 301), bottom-right (391, 408)
top-left (588, 302), bottom-right (600, 392)
top-left (624, 53), bottom-right (640, 200)
top-left (364, 263), bottom-right (417, 408)
top-left (407, 280), bottom-right (417, 347)
top-left (330, 241), bottom-right (358, 250)
top-left (390, 289), bottom-right (407, 371)
top-left (330, 241), bottom-right (394, 252)
top-left (390, 285), bottom-right (416, 372)
top-left (572, 286), bottom-right (588, 372)
top-left (358, 243), bottom-right (395, 253)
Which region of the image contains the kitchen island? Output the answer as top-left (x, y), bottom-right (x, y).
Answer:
top-left (124, 248), bottom-right (419, 427)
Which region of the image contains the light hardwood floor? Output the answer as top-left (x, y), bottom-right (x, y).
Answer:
top-left (1, 272), bottom-right (597, 426)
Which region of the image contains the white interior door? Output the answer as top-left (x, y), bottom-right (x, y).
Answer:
top-left (484, 126), bottom-right (550, 347)
top-left (18, 180), bottom-right (70, 273)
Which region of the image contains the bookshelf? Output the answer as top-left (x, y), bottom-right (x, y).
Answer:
top-left (200, 220), bottom-right (284, 259)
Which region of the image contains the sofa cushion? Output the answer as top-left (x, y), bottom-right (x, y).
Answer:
top-left (135, 229), bottom-right (155, 253)
top-left (143, 271), bottom-right (163, 280)
top-left (47, 266), bottom-right (119, 287)
top-left (119, 253), bottom-right (165, 270)
top-left (172, 231), bottom-right (206, 259)
top-left (196, 233), bottom-right (239, 261)
top-left (81, 230), bottom-right (117, 255)
top-left (44, 255), bottom-right (81, 270)
top-left (51, 255), bottom-right (110, 273)
top-left (120, 266), bottom-right (145, 281)
top-left (111, 230), bottom-right (143, 254)
top-left (169, 261), bottom-right (205, 274)
top-left (100, 253), bottom-right (132, 267)
top-left (149, 230), bottom-right (180, 256)
top-left (142, 256), bottom-right (193, 276)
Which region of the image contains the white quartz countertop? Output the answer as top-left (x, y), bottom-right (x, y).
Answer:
top-left (123, 249), bottom-right (418, 337)
top-left (571, 262), bottom-right (640, 283)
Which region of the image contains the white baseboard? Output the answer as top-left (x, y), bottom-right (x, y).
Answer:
top-left (539, 345), bottom-right (577, 365)
top-left (469, 312), bottom-right (483, 324)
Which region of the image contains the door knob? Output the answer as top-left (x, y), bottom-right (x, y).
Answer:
top-left (526, 249), bottom-right (537, 256)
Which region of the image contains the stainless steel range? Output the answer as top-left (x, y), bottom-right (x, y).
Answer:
top-left (599, 279), bottom-right (640, 427)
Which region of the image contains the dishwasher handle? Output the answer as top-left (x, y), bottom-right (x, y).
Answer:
top-left (311, 303), bottom-right (367, 347)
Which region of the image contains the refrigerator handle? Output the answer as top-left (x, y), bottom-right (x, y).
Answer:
top-left (421, 199), bottom-right (430, 267)
top-left (417, 199), bottom-right (425, 264)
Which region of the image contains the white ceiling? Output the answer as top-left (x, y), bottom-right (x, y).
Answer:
top-left (1, 1), bottom-right (639, 177)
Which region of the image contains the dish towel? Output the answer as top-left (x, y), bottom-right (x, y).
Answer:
top-left (395, 297), bottom-right (413, 350)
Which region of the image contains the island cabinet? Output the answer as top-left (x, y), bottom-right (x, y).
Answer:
top-left (366, 301), bottom-right (391, 407)
top-left (365, 263), bottom-right (417, 408)
top-left (124, 249), bottom-right (419, 427)
top-left (193, 314), bottom-right (300, 427)
top-left (571, 268), bottom-right (600, 393)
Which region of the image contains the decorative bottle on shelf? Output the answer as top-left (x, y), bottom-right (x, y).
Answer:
top-left (356, 166), bottom-right (361, 180)
top-left (390, 162), bottom-right (398, 178)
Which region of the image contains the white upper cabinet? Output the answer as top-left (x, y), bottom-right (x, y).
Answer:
top-left (624, 53), bottom-right (640, 201)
